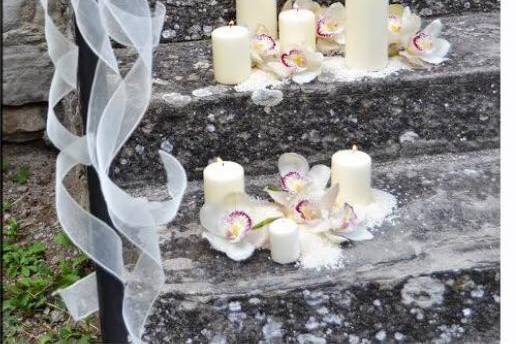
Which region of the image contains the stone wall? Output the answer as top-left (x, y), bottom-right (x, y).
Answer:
top-left (2, 0), bottom-right (69, 142)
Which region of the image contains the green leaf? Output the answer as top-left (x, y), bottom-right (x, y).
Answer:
top-left (2, 160), bottom-right (9, 173)
top-left (252, 217), bottom-right (281, 230)
top-left (54, 232), bottom-right (73, 248)
top-left (12, 166), bottom-right (31, 185)
top-left (264, 185), bottom-right (282, 192)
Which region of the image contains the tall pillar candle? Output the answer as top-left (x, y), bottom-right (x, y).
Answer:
top-left (269, 218), bottom-right (301, 264)
top-left (237, 0), bottom-right (278, 38)
top-left (203, 158), bottom-right (245, 205)
top-left (212, 24), bottom-right (252, 85)
top-left (279, 9), bottom-right (316, 51)
top-left (331, 146), bottom-right (373, 207)
top-left (345, 0), bottom-right (388, 71)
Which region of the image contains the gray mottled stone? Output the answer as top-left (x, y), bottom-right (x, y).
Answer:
top-left (138, 149), bottom-right (499, 343)
top-left (2, 105), bottom-right (47, 142)
top-left (112, 13), bottom-right (500, 184)
top-left (153, 0), bottom-right (500, 43)
top-left (3, 44), bottom-right (54, 106)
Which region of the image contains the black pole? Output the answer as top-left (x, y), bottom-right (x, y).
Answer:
top-left (74, 18), bottom-right (129, 343)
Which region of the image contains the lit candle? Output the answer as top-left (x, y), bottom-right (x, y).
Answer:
top-left (331, 145), bottom-right (373, 207)
top-left (236, 0), bottom-right (278, 38)
top-left (212, 23), bottom-right (252, 85)
top-left (269, 218), bottom-right (301, 264)
top-left (345, 0), bottom-right (388, 71)
top-left (203, 158), bottom-right (245, 205)
top-left (279, 8), bottom-right (316, 51)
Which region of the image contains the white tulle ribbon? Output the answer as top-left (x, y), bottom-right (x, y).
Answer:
top-left (40, 0), bottom-right (186, 342)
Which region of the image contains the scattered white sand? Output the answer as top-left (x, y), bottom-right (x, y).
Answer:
top-left (354, 189), bottom-right (398, 229)
top-left (320, 56), bottom-right (410, 83)
top-left (299, 231), bottom-right (344, 270)
top-left (235, 69), bottom-right (284, 93)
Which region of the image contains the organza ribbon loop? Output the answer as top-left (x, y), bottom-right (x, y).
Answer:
top-left (40, 0), bottom-right (185, 342)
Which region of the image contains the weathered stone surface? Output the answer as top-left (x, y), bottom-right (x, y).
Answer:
top-left (2, 0), bottom-right (70, 106)
top-left (2, 44), bottom-right (54, 106)
top-left (139, 149), bottom-right (500, 343)
top-left (2, 105), bottom-right (47, 142)
top-left (112, 12), bottom-right (500, 183)
top-left (155, 0), bottom-right (500, 43)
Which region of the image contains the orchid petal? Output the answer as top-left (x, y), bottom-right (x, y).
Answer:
top-left (389, 4), bottom-right (404, 18)
top-left (293, 70), bottom-right (319, 84)
top-left (423, 19), bottom-right (443, 38)
top-left (199, 204), bottom-right (224, 236)
top-left (339, 227), bottom-right (374, 241)
top-left (324, 232), bottom-right (349, 244)
top-left (420, 38), bottom-right (451, 64)
top-left (246, 228), bottom-right (270, 248)
top-left (202, 232), bottom-right (255, 261)
top-left (278, 153), bottom-right (310, 177)
top-left (308, 164), bottom-right (331, 191)
top-left (318, 184), bottom-right (339, 210)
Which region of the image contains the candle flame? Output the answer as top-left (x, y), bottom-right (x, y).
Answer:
top-left (229, 20), bottom-right (235, 27)
top-left (216, 157), bottom-right (224, 163)
top-left (352, 145), bottom-right (358, 151)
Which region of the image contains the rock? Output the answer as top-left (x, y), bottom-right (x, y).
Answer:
top-left (2, 44), bottom-right (53, 106)
top-left (2, 105), bottom-right (46, 142)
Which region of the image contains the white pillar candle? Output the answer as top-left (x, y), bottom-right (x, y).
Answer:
top-left (345, 0), bottom-right (388, 71)
top-left (269, 218), bottom-right (301, 264)
top-left (212, 24), bottom-right (252, 85)
top-left (237, 0), bottom-right (278, 38)
top-left (279, 9), bottom-right (316, 51)
top-left (331, 146), bottom-right (373, 207)
top-left (203, 158), bottom-right (245, 205)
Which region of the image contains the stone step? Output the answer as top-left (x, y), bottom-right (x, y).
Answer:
top-left (112, 12), bottom-right (500, 184)
top-left (140, 149), bottom-right (500, 343)
top-left (154, 0), bottom-right (500, 43)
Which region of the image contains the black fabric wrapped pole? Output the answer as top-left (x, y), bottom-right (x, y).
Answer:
top-left (74, 18), bottom-right (129, 343)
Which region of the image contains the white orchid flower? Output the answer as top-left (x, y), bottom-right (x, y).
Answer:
top-left (269, 46), bottom-right (324, 84)
top-left (400, 19), bottom-right (451, 67)
top-left (317, 3), bottom-right (346, 45)
top-left (388, 5), bottom-right (421, 49)
top-left (268, 152), bottom-right (331, 198)
top-left (200, 193), bottom-right (283, 261)
top-left (269, 183), bottom-right (373, 242)
top-left (250, 25), bottom-right (280, 66)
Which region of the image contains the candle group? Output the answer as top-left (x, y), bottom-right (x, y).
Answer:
top-left (203, 158), bottom-right (245, 205)
top-left (279, 8), bottom-right (317, 51)
top-left (331, 146), bottom-right (373, 207)
top-left (346, 0), bottom-right (389, 71)
top-left (212, 24), bottom-right (252, 85)
top-left (237, 0), bottom-right (278, 38)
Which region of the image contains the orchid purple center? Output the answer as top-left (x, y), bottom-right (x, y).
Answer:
top-left (295, 200), bottom-right (321, 222)
top-left (317, 17), bottom-right (343, 38)
top-left (412, 32), bottom-right (433, 52)
top-left (281, 50), bottom-right (307, 71)
top-left (253, 34), bottom-right (277, 53)
top-left (340, 203), bottom-right (358, 230)
top-left (223, 210), bottom-right (252, 242)
top-left (281, 171), bottom-right (306, 193)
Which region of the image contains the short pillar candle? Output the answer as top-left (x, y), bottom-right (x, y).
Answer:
top-left (203, 158), bottom-right (245, 205)
top-left (345, 0), bottom-right (389, 71)
top-left (212, 24), bottom-right (252, 85)
top-left (269, 218), bottom-right (301, 264)
top-left (331, 146), bottom-right (373, 207)
top-left (279, 8), bottom-right (316, 51)
top-left (236, 0), bottom-right (278, 38)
